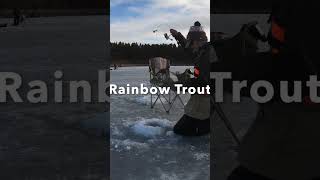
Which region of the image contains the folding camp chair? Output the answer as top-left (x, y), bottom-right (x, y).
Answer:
top-left (149, 57), bottom-right (184, 113)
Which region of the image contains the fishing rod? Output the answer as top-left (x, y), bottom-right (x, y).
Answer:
top-left (152, 23), bottom-right (184, 42)
top-left (210, 96), bottom-right (241, 146)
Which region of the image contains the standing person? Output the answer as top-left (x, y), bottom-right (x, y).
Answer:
top-left (13, 8), bottom-right (21, 26)
top-left (211, 0), bottom-right (320, 179)
top-left (170, 21), bottom-right (214, 136)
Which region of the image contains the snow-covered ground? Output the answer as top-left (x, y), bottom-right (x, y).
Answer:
top-left (0, 16), bottom-right (108, 179)
top-left (110, 66), bottom-right (210, 180)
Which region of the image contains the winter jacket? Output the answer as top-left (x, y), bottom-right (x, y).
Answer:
top-left (210, 1), bottom-right (319, 179)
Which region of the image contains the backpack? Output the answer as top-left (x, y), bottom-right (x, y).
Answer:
top-left (268, 0), bottom-right (317, 74)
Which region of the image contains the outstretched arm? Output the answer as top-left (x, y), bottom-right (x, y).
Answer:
top-left (170, 29), bottom-right (187, 48)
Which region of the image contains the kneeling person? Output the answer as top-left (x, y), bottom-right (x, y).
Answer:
top-left (171, 21), bottom-right (211, 136)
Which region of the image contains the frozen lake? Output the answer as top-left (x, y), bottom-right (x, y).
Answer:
top-left (110, 66), bottom-right (210, 180)
top-left (0, 16), bottom-right (108, 179)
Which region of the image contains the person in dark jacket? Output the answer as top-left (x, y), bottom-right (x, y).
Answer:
top-left (13, 8), bottom-right (21, 26)
top-left (170, 21), bottom-right (212, 136)
top-left (211, 1), bottom-right (319, 179)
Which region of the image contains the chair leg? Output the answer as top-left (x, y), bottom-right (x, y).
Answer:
top-left (151, 95), bottom-right (160, 108)
top-left (169, 91), bottom-right (171, 105)
top-left (158, 93), bottom-right (170, 114)
top-left (149, 87), bottom-right (185, 114)
top-left (151, 93), bottom-right (153, 108)
top-left (171, 91), bottom-right (185, 107)
top-left (177, 95), bottom-right (185, 106)
top-left (166, 92), bottom-right (183, 113)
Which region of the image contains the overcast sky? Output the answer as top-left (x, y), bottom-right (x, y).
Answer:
top-left (110, 0), bottom-right (210, 44)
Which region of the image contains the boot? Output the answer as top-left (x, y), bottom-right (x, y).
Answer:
top-left (173, 114), bottom-right (210, 136)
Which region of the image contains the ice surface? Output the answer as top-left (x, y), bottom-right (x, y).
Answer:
top-left (112, 139), bottom-right (150, 152)
top-left (110, 66), bottom-right (210, 180)
top-left (194, 152), bottom-right (210, 161)
top-left (131, 95), bottom-right (166, 106)
top-left (110, 66), bottom-right (259, 180)
top-left (135, 96), bottom-right (153, 105)
top-left (130, 118), bottom-right (174, 138)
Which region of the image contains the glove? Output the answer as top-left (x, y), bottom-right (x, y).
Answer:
top-left (170, 29), bottom-right (178, 36)
top-left (176, 69), bottom-right (192, 84)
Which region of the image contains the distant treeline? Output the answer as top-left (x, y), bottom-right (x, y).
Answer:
top-left (0, 0), bottom-right (108, 16)
top-left (0, 0), bottom-right (107, 9)
top-left (111, 42), bottom-right (192, 65)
